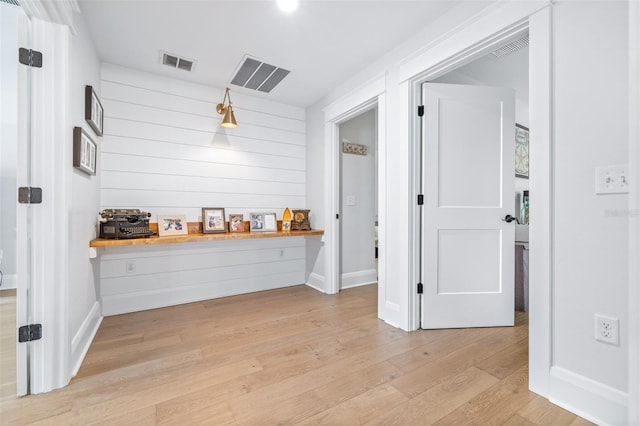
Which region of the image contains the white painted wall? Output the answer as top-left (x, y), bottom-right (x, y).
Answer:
top-left (98, 64), bottom-right (309, 315)
top-left (68, 10), bottom-right (102, 375)
top-left (339, 109), bottom-right (377, 288)
top-left (0, 3), bottom-right (20, 289)
top-left (549, 0), bottom-right (629, 417)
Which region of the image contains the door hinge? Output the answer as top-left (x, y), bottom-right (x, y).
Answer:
top-left (418, 105), bottom-right (424, 117)
top-left (417, 194), bottom-right (424, 205)
top-left (18, 324), bottom-right (42, 342)
top-left (18, 187), bottom-right (42, 204)
top-left (336, 214), bottom-right (339, 219)
top-left (417, 283), bottom-right (423, 294)
top-left (18, 48), bottom-right (43, 68)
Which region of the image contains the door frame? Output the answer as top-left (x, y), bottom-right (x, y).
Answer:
top-left (406, 9), bottom-right (552, 397)
top-left (323, 77), bottom-right (386, 303)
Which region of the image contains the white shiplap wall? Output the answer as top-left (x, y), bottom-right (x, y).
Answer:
top-left (98, 64), bottom-right (308, 315)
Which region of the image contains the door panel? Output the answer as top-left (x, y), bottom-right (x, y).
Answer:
top-left (421, 83), bottom-right (515, 329)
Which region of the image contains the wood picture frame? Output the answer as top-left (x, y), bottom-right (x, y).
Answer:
top-left (515, 124), bottom-right (529, 179)
top-left (73, 126), bottom-right (97, 175)
top-left (157, 214), bottom-right (188, 236)
top-left (202, 207), bottom-right (226, 234)
top-left (250, 212), bottom-right (277, 232)
top-left (85, 85), bottom-right (104, 136)
top-left (228, 214), bottom-right (245, 233)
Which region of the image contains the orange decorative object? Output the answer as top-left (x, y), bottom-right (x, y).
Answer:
top-left (282, 208), bottom-right (292, 232)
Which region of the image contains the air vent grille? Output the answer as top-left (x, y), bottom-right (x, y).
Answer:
top-left (160, 51), bottom-right (195, 72)
top-left (490, 34), bottom-right (529, 59)
top-left (0, 0), bottom-right (20, 6)
top-left (230, 55), bottom-right (290, 93)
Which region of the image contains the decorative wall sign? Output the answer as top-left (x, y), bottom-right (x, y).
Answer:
top-left (85, 85), bottom-right (104, 136)
top-left (202, 207), bottom-right (226, 234)
top-left (515, 124), bottom-right (529, 178)
top-left (342, 140), bottom-right (368, 156)
top-left (73, 127), bottom-right (97, 175)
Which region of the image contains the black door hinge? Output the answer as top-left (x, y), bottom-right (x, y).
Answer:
top-left (417, 283), bottom-right (423, 294)
top-left (418, 105), bottom-right (424, 117)
top-left (18, 48), bottom-right (43, 68)
top-left (417, 194), bottom-right (424, 205)
top-left (336, 214), bottom-right (339, 219)
top-left (18, 324), bottom-right (42, 342)
top-left (18, 187), bottom-right (42, 204)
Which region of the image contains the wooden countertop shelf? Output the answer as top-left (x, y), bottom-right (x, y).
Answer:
top-left (89, 221), bottom-right (323, 248)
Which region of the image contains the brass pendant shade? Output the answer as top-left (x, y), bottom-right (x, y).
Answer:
top-left (217, 87), bottom-right (238, 128)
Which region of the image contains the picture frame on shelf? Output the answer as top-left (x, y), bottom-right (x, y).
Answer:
top-left (202, 207), bottom-right (226, 234)
top-left (157, 214), bottom-right (188, 236)
top-left (250, 212), bottom-right (277, 232)
top-left (85, 85), bottom-right (104, 136)
top-left (515, 123), bottom-right (529, 179)
top-left (73, 127), bottom-right (97, 176)
top-left (228, 214), bottom-right (245, 233)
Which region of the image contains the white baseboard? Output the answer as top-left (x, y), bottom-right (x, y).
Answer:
top-left (340, 269), bottom-right (377, 289)
top-left (306, 272), bottom-right (325, 293)
top-left (70, 302), bottom-right (102, 377)
top-left (0, 274), bottom-right (17, 290)
top-left (549, 366), bottom-right (628, 426)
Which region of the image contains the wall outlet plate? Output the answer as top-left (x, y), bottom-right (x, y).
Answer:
top-left (595, 314), bottom-right (620, 346)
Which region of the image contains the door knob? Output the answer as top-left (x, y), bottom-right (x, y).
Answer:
top-left (502, 214), bottom-right (516, 223)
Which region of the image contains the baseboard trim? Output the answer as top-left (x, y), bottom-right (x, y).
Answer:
top-left (0, 274), bottom-right (17, 290)
top-left (70, 301), bottom-right (102, 377)
top-left (306, 273), bottom-right (325, 293)
top-left (549, 366), bottom-right (628, 426)
top-left (340, 269), bottom-right (377, 289)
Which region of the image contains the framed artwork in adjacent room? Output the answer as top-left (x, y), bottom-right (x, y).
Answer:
top-left (515, 124), bottom-right (529, 178)
top-left (250, 212), bottom-right (277, 232)
top-left (85, 85), bottom-right (104, 136)
top-left (202, 207), bottom-right (226, 233)
top-left (228, 214), bottom-right (245, 233)
top-left (157, 214), bottom-right (188, 236)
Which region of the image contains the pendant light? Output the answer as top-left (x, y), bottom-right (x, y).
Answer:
top-left (216, 87), bottom-right (238, 128)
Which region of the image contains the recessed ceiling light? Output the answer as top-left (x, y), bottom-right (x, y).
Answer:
top-left (277, 0), bottom-right (298, 13)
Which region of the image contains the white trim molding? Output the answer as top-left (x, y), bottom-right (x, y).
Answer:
top-left (305, 273), bottom-right (325, 293)
top-left (549, 366), bottom-right (628, 426)
top-left (340, 270), bottom-right (377, 289)
top-left (70, 302), bottom-right (102, 377)
top-left (18, 0), bottom-right (79, 34)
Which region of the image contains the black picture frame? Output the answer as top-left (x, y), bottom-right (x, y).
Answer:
top-left (85, 85), bottom-right (104, 136)
top-left (73, 127), bottom-right (97, 176)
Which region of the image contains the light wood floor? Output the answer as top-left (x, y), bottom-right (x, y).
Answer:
top-left (0, 289), bottom-right (16, 401)
top-left (0, 284), bottom-right (592, 425)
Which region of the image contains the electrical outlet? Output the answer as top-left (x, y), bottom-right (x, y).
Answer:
top-left (125, 261), bottom-right (136, 273)
top-left (595, 314), bottom-right (620, 346)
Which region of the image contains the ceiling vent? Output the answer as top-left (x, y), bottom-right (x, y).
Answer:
top-left (0, 0), bottom-right (20, 6)
top-left (159, 51), bottom-right (195, 72)
top-left (489, 34), bottom-right (529, 59)
top-left (230, 55), bottom-right (290, 93)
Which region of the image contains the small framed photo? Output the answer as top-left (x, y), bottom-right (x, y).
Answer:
top-left (85, 85), bottom-right (104, 136)
top-left (250, 212), bottom-right (277, 232)
top-left (157, 215), bottom-right (188, 236)
top-left (73, 127), bottom-right (97, 175)
top-left (228, 214), bottom-right (245, 233)
top-left (202, 207), bottom-right (226, 234)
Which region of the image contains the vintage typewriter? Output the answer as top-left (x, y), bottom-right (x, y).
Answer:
top-left (98, 209), bottom-right (156, 239)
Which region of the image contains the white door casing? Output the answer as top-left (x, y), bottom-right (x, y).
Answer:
top-left (421, 82), bottom-right (515, 329)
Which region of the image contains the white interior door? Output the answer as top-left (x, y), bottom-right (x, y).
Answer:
top-left (421, 83), bottom-right (515, 329)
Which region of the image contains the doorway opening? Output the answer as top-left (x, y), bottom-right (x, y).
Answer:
top-left (338, 108), bottom-right (378, 291)
top-left (420, 33), bottom-right (530, 329)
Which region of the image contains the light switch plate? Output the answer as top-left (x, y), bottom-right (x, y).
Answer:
top-left (595, 165), bottom-right (629, 194)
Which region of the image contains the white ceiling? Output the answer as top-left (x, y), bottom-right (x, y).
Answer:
top-left (78, 0), bottom-right (464, 108)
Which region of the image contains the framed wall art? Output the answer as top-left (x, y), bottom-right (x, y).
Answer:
top-left (202, 207), bottom-right (226, 234)
top-left (515, 124), bottom-right (529, 179)
top-left (85, 85), bottom-right (104, 136)
top-left (73, 126), bottom-right (97, 176)
top-left (157, 214), bottom-right (188, 236)
top-left (228, 214), bottom-right (245, 233)
top-left (250, 212), bottom-right (277, 232)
